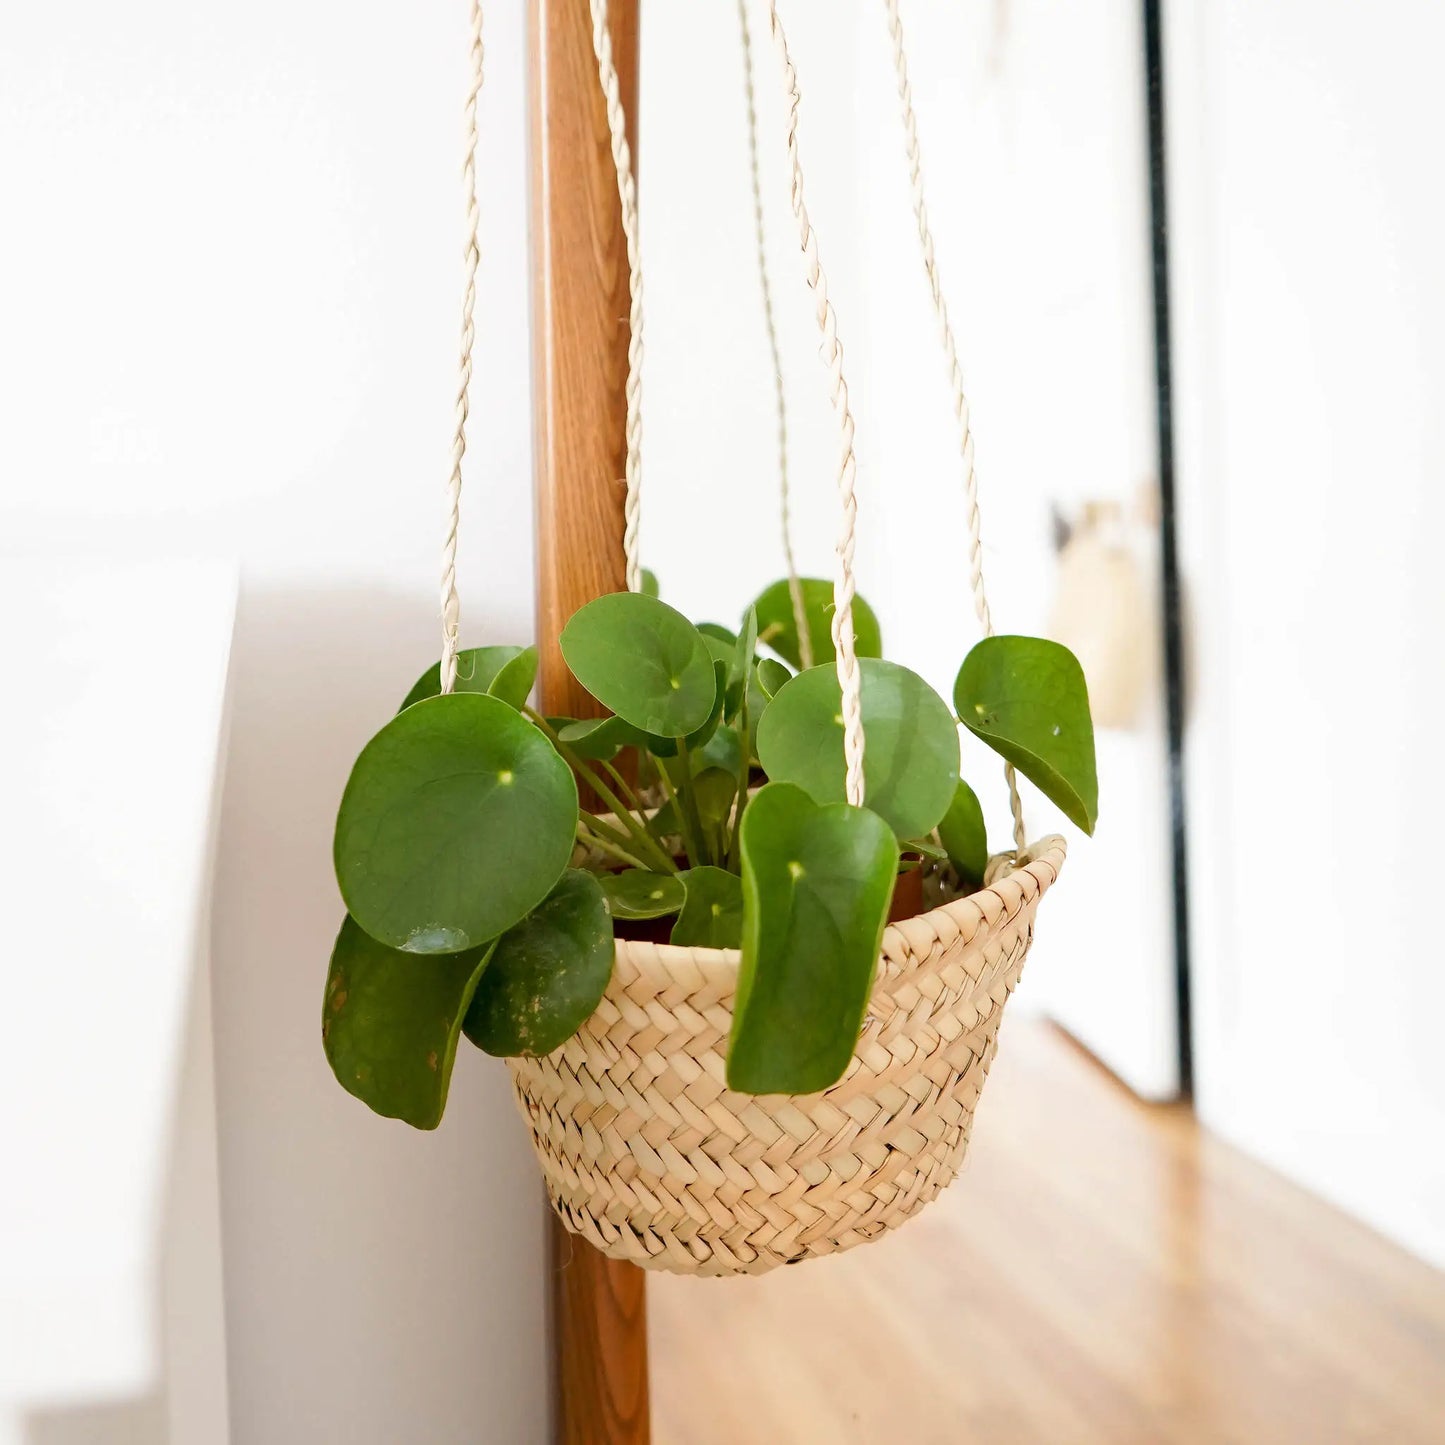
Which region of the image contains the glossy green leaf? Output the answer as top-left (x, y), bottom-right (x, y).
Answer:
top-left (903, 835), bottom-right (948, 862)
top-left (727, 607), bottom-right (759, 715)
top-left (323, 916), bottom-right (495, 1130)
top-left (954, 636), bottom-right (1098, 834)
top-left (697, 622), bottom-right (737, 646)
top-left (755, 659), bottom-right (960, 839)
top-left (683, 661), bottom-right (728, 750)
top-left (692, 723), bottom-right (742, 778)
top-left (557, 714), bottom-right (649, 761)
top-left (640, 568), bottom-right (661, 598)
top-left (334, 693), bottom-right (578, 953)
top-left (644, 660), bottom-right (727, 759)
top-left (601, 869), bottom-right (686, 920)
top-left (560, 593), bottom-right (716, 736)
top-left (749, 577), bottom-right (882, 671)
top-left (754, 657), bottom-right (791, 700)
top-left (937, 778), bottom-right (988, 885)
top-left (463, 870), bottom-right (613, 1057)
top-left (399, 645), bottom-right (537, 712)
top-left (645, 796), bottom-right (681, 841)
top-left (672, 866), bottom-right (744, 949)
top-left (701, 634), bottom-right (735, 667)
top-left (691, 766), bottom-right (740, 838)
top-left (728, 783), bottom-right (898, 1094)
top-left (488, 648), bottom-right (540, 709)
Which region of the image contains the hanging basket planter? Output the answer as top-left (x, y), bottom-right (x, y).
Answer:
top-left (509, 838), bottom-right (1063, 1276)
top-left (319, 0), bottom-right (1099, 1285)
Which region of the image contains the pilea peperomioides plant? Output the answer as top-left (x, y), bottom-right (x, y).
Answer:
top-left (324, 578), bottom-right (1097, 1127)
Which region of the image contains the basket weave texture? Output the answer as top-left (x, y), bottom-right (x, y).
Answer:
top-left (507, 836), bottom-right (1065, 1277)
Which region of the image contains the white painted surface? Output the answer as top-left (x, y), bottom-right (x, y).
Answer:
top-left (0, 561), bottom-right (235, 1443)
top-left (1166, 0), bottom-right (1445, 1266)
top-left (0, 4), bottom-right (548, 1441)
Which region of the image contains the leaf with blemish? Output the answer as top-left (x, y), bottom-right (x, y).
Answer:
top-left (954, 636), bottom-right (1098, 834)
top-left (323, 916), bottom-right (495, 1130)
top-left (464, 870), bottom-right (614, 1057)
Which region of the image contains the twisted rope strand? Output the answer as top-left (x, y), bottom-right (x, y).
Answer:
top-left (767, 3), bottom-right (865, 806)
top-left (589, 0), bottom-right (644, 593)
top-left (439, 0), bottom-right (484, 694)
top-left (738, 0), bottom-right (812, 669)
top-left (884, 0), bottom-right (1026, 853)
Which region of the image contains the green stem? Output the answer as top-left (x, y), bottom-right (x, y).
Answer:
top-left (674, 739), bottom-right (713, 868)
top-left (580, 810), bottom-right (639, 853)
top-left (576, 821), bottom-right (653, 872)
top-left (525, 706), bottom-right (678, 874)
top-left (725, 702), bottom-right (752, 871)
top-left (598, 756), bottom-right (645, 815)
top-left (653, 757), bottom-right (703, 870)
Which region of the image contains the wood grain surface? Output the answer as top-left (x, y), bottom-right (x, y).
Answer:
top-left (651, 1021), bottom-right (1445, 1444)
top-left (527, 1), bottom-right (649, 1441)
top-left (530, 0), bottom-right (640, 725)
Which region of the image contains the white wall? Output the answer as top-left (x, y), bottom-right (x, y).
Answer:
top-left (1166, 0), bottom-right (1445, 1267)
top-left (639, 2), bottom-right (866, 623)
top-left (0, 4), bottom-right (548, 1440)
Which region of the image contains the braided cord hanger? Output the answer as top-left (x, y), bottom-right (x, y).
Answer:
top-left (438, 0), bottom-right (484, 695)
top-left (588, 0), bottom-right (644, 594)
top-left (766, 3), bottom-right (867, 807)
top-left (737, 0), bottom-right (812, 671)
top-left (884, 0), bottom-right (1027, 854)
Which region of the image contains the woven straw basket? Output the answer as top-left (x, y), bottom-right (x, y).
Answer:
top-left (506, 835), bottom-right (1065, 1278)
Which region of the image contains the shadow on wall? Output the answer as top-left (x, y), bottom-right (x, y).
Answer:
top-left (23, 1395), bottom-right (166, 1445)
top-left (207, 585), bottom-right (549, 1445)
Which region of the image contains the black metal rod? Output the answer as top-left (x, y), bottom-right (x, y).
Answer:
top-left (1142, 0), bottom-right (1194, 1098)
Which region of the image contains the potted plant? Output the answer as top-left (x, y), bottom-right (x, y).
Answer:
top-left (323, 575), bottom-right (1095, 1273)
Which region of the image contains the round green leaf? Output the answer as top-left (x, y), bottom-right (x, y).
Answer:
top-left (334, 693), bottom-right (578, 953)
top-left (399, 645), bottom-right (536, 712)
top-left (600, 869), bottom-right (686, 920)
top-left (954, 636), bottom-right (1098, 834)
top-left (323, 916), bottom-right (495, 1130)
top-left (672, 866), bottom-right (744, 949)
top-left (560, 593), bottom-right (716, 736)
top-left (728, 783), bottom-right (898, 1094)
top-left (754, 657), bottom-right (791, 700)
top-left (463, 870), bottom-right (614, 1057)
top-left (557, 714), bottom-right (650, 761)
top-left (937, 779), bottom-right (988, 885)
top-left (749, 577), bottom-right (882, 671)
top-left (488, 648), bottom-right (540, 709)
top-left (755, 659), bottom-right (959, 839)
top-left (640, 568), bottom-right (661, 598)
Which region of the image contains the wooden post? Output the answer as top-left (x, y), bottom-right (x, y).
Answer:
top-left (527, 2), bottom-right (649, 1443)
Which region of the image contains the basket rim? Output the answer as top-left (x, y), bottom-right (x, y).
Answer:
top-left (610, 833), bottom-right (1067, 976)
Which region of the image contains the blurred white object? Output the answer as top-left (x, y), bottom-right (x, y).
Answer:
top-left (0, 560), bottom-right (235, 1443)
top-left (1048, 494), bottom-right (1161, 732)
